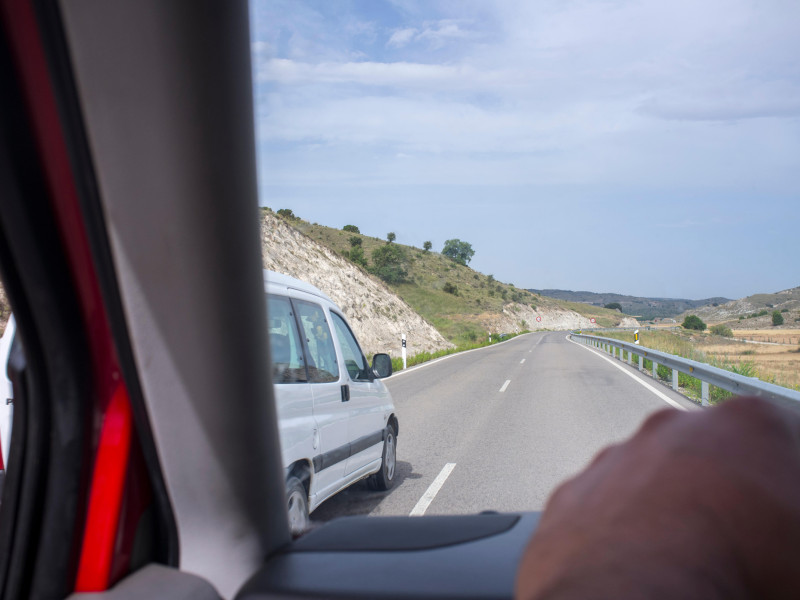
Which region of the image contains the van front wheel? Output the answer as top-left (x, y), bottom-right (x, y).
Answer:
top-left (368, 425), bottom-right (396, 491)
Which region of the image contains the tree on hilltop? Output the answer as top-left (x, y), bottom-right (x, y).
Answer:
top-left (442, 239), bottom-right (475, 266)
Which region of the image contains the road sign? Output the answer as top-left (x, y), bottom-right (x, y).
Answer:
top-left (590, 318), bottom-right (596, 323)
top-left (536, 316), bottom-right (542, 322)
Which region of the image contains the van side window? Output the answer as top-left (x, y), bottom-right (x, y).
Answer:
top-left (330, 312), bottom-right (370, 381)
top-left (294, 300), bottom-right (339, 383)
top-left (267, 294), bottom-right (307, 383)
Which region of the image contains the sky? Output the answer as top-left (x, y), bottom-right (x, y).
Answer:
top-left (248, 0), bottom-right (800, 300)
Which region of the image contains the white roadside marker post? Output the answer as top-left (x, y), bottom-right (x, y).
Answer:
top-left (402, 334), bottom-right (407, 370)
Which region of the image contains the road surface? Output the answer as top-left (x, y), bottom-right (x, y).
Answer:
top-left (312, 331), bottom-right (696, 523)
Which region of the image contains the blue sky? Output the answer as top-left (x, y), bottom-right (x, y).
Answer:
top-left (249, 0), bottom-right (799, 300)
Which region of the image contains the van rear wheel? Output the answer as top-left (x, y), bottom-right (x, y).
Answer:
top-left (368, 424), bottom-right (396, 491)
top-left (286, 476), bottom-right (309, 536)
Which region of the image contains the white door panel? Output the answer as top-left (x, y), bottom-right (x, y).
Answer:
top-left (292, 295), bottom-right (348, 500)
top-left (329, 311), bottom-right (389, 476)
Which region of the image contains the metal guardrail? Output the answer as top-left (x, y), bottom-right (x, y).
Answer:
top-left (583, 326), bottom-right (681, 332)
top-left (571, 333), bottom-right (800, 408)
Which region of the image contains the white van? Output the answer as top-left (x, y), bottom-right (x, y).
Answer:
top-left (265, 271), bottom-right (398, 534)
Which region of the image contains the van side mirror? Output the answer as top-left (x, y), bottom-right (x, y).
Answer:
top-left (372, 353), bottom-right (392, 379)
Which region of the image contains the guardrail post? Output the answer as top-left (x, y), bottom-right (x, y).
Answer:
top-left (672, 369), bottom-right (679, 391)
top-left (652, 360), bottom-right (658, 379)
top-left (702, 382), bottom-right (709, 407)
top-left (627, 351), bottom-right (632, 365)
top-left (638, 355), bottom-right (643, 371)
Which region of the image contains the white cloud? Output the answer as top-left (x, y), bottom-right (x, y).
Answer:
top-left (256, 58), bottom-right (489, 89)
top-left (387, 28), bottom-right (417, 48)
top-left (416, 20), bottom-right (476, 48)
top-left (252, 0), bottom-right (800, 191)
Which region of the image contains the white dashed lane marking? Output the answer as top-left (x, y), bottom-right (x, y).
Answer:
top-left (410, 463), bottom-right (456, 516)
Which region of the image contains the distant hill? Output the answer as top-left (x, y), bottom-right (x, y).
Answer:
top-left (529, 289), bottom-right (731, 321)
top-left (678, 286), bottom-right (800, 327)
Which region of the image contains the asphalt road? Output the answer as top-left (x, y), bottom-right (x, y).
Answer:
top-left (311, 331), bottom-right (696, 523)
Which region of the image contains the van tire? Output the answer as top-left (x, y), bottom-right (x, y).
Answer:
top-left (368, 424), bottom-right (396, 491)
top-left (286, 476), bottom-right (309, 536)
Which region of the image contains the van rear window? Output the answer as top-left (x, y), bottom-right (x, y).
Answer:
top-left (267, 295), bottom-right (307, 383)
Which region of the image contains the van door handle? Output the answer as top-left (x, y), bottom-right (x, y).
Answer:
top-left (341, 384), bottom-right (350, 402)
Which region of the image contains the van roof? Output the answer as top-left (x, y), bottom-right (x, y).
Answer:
top-left (263, 270), bottom-right (334, 304)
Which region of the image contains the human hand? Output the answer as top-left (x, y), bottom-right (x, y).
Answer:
top-left (516, 396), bottom-right (800, 599)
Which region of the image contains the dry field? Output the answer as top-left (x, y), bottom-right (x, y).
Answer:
top-left (594, 328), bottom-right (800, 392)
top-left (731, 329), bottom-right (800, 345)
top-left (704, 329), bottom-right (800, 390)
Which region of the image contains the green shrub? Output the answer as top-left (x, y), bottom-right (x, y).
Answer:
top-left (346, 245), bottom-right (367, 268)
top-left (709, 324), bottom-right (733, 337)
top-left (370, 244), bottom-right (407, 283)
top-left (604, 302), bottom-right (622, 311)
top-left (386, 232), bottom-right (396, 243)
top-left (773, 311), bottom-right (784, 326)
top-left (277, 208), bottom-right (296, 219)
top-left (349, 236), bottom-right (362, 247)
top-left (443, 282), bottom-right (459, 295)
top-left (342, 224), bottom-right (360, 233)
top-left (682, 315), bottom-right (706, 331)
top-left (423, 241), bottom-right (432, 252)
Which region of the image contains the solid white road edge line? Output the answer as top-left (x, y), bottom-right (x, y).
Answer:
top-left (389, 333), bottom-right (532, 379)
top-left (566, 335), bottom-right (688, 412)
top-left (410, 463), bottom-right (456, 516)
top-left (499, 380), bottom-right (511, 393)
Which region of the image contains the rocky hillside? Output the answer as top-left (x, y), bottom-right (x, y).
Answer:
top-left (263, 211), bottom-right (635, 346)
top-left (261, 212), bottom-right (452, 358)
top-left (679, 286), bottom-right (800, 327)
